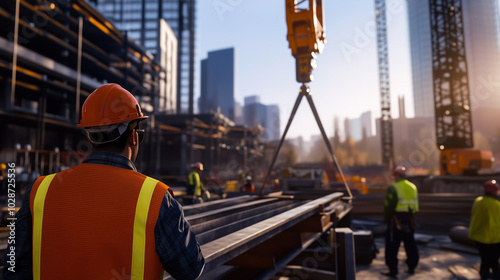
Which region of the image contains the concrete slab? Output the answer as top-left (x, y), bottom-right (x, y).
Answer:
top-left (356, 234), bottom-right (481, 280)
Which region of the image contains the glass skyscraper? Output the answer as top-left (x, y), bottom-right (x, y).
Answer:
top-left (95, 0), bottom-right (196, 114)
top-left (200, 48), bottom-right (236, 121)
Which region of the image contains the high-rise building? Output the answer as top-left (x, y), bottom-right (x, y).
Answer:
top-left (345, 111), bottom-right (373, 142)
top-left (266, 105), bottom-right (281, 141)
top-left (157, 19), bottom-right (177, 114)
top-left (95, 0), bottom-right (196, 114)
top-left (234, 102), bottom-right (244, 125)
top-left (243, 96), bottom-right (281, 142)
top-left (407, 1), bottom-right (433, 117)
top-left (407, 0), bottom-right (500, 137)
top-left (360, 111), bottom-right (373, 138)
top-left (200, 48), bottom-right (236, 120)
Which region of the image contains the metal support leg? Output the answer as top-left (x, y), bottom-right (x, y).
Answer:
top-left (259, 85), bottom-right (305, 195)
top-left (335, 228), bottom-right (356, 280)
top-left (259, 84), bottom-right (352, 198)
top-left (304, 90), bottom-right (352, 198)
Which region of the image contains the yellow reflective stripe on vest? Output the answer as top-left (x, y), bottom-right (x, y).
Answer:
top-left (131, 177), bottom-right (158, 280)
top-left (33, 174), bottom-right (56, 280)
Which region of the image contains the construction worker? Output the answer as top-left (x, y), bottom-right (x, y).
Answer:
top-left (0, 163), bottom-right (6, 193)
top-left (273, 178), bottom-right (281, 192)
top-left (188, 162), bottom-right (207, 204)
top-left (383, 166), bottom-right (419, 278)
top-left (2, 84), bottom-right (205, 280)
top-left (468, 180), bottom-right (500, 280)
top-left (241, 176), bottom-right (255, 192)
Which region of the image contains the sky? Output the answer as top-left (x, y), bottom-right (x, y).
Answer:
top-left (196, 0), bottom-right (413, 142)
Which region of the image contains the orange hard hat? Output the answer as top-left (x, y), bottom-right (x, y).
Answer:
top-left (392, 166), bottom-right (407, 177)
top-left (78, 84), bottom-right (148, 128)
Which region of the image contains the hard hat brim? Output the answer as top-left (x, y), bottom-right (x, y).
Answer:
top-left (77, 116), bottom-right (148, 128)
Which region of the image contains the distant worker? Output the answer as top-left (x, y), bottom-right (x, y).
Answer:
top-left (241, 176), bottom-right (255, 192)
top-left (188, 162), bottom-right (208, 203)
top-left (273, 178), bottom-right (281, 192)
top-left (468, 180), bottom-right (500, 280)
top-left (383, 166), bottom-right (419, 278)
top-left (2, 84), bottom-right (205, 279)
top-left (0, 163), bottom-right (6, 193)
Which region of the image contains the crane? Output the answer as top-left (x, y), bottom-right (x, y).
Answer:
top-left (429, 0), bottom-right (493, 175)
top-left (260, 0), bottom-right (352, 198)
top-left (429, 0), bottom-right (473, 150)
top-left (374, 0), bottom-right (394, 168)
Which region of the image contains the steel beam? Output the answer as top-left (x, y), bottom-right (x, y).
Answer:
top-left (192, 192), bottom-right (344, 277)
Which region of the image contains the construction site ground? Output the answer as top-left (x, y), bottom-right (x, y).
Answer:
top-left (356, 231), bottom-right (482, 280)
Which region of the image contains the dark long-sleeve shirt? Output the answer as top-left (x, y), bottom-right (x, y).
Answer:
top-left (2, 151), bottom-right (204, 280)
top-left (384, 180), bottom-right (399, 224)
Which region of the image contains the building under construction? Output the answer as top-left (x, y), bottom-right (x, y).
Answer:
top-left (0, 0), bottom-right (264, 192)
top-left (1, 0), bottom-right (499, 279)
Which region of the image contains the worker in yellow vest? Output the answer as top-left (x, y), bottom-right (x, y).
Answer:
top-left (383, 166), bottom-right (419, 278)
top-left (2, 84), bottom-right (204, 280)
top-left (469, 180), bottom-right (500, 280)
top-left (187, 162), bottom-right (207, 204)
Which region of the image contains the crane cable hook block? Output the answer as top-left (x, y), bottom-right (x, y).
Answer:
top-left (286, 0), bottom-right (326, 83)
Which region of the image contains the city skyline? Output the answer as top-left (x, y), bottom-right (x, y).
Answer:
top-left (93, 0), bottom-right (500, 143)
top-left (197, 0), bottom-right (414, 141)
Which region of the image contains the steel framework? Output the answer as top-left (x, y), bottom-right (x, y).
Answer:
top-left (375, 0), bottom-right (394, 167)
top-left (429, 0), bottom-right (473, 149)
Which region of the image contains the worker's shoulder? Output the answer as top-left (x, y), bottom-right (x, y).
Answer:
top-left (57, 164), bottom-right (167, 187)
top-left (397, 178), bottom-right (417, 188)
top-left (405, 179), bottom-right (417, 188)
top-left (145, 175), bottom-right (171, 190)
top-left (480, 196), bottom-right (500, 206)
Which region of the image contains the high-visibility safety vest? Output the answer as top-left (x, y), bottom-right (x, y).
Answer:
top-left (30, 164), bottom-right (169, 280)
top-left (391, 180), bottom-right (419, 213)
top-left (188, 171), bottom-right (202, 196)
top-left (469, 196), bottom-right (500, 244)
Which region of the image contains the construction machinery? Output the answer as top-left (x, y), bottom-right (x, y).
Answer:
top-left (280, 167), bottom-right (331, 191)
top-left (171, 1), bottom-right (357, 278)
top-left (405, 0), bottom-right (498, 193)
top-left (372, 0), bottom-right (495, 188)
top-left (439, 149), bottom-right (494, 176)
top-left (262, 0), bottom-right (352, 198)
top-left (285, 0), bottom-right (325, 83)
top-left (429, 0), bottom-right (495, 177)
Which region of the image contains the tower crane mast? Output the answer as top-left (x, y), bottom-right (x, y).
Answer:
top-left (375, 0), bottom-right (394, 168)
top-left (429, 0), bottom-right (473, 150)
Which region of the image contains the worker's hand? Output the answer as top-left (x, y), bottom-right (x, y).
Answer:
top-left (202, 190), bottom-right (211, 200)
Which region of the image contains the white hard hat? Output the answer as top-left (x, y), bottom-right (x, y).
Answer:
top-left (191, 162), bottom-right (203, 171)
top-left (246, 176), bottom-right (252, 181)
